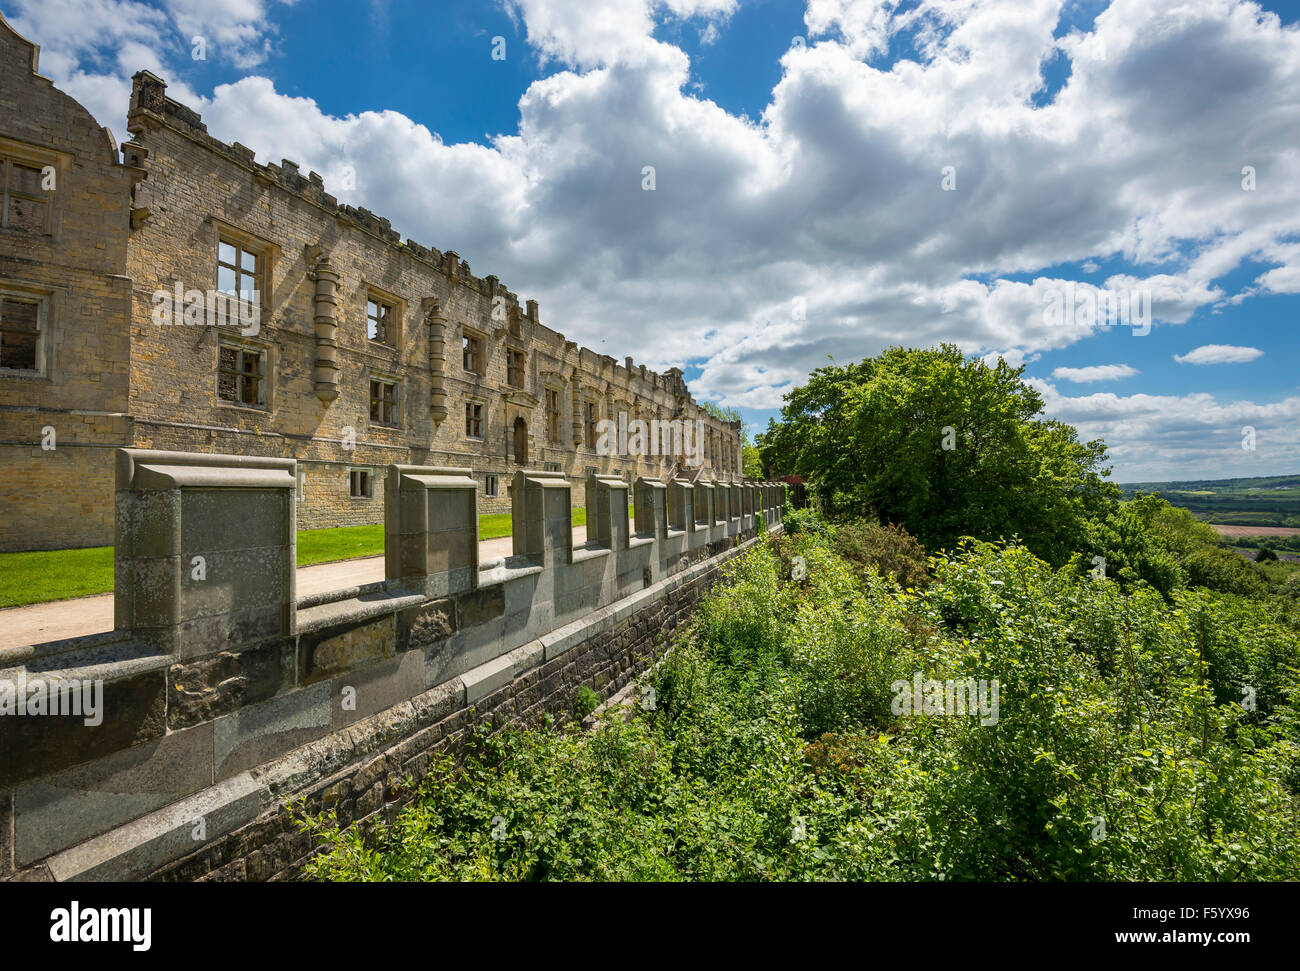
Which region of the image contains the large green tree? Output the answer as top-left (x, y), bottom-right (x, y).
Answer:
top-left (758, 345), bottom-right (1118, 563)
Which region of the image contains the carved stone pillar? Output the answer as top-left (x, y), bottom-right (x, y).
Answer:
top-left (425, 300), bottom-right (448, 427)
top-left (570, 370), bottom-right (583, 448)
top-left (604, 385), bottom-right (616, 465)
top-left (310, 254), bottom-right (340, 402)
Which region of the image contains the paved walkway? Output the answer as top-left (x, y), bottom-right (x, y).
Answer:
top-left (0, 528), bottom-right (584, 653)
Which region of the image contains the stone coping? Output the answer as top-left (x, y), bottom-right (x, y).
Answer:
top-left (476, 558), bottom-right (545, 587)
top-left (570, 543), bottom-right (612, 564)
top-left (295, 588), bottom-right (428, 634)
top-left (1, 629), bottom-right (132, 668)
top-left (0, 637), bottom-right (170, 682)
top-left (296, 579), bottom-right (395, 610)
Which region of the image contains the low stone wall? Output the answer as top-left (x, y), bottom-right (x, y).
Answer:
top-left (0, 449), bottom-right (785, 882)
top-left (159, 543), bottom-right (738, 882)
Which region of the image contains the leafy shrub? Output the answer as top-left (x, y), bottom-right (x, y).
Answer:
top-left (1256, 547), bottom-right (1278, 562)
top-left (1183, 546), bottom-right (1269, 597)
top-left (1078, 495), bottom-right (1185, 596)
top-left (832, 520), bottom-right (929, 589)
top-left (299, 525), bottom-right (1300, 882)
top-left (912, 541), bottom-right (1300, 879)
top-left (575, 685), bottom-right (601, 718)
top-left (783, 505), bottom-right (830, 537)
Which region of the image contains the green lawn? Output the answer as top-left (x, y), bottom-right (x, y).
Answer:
top-left (0, 546), bottom-right (116, 609)
top-left (0, 505), bottom-right (617, 609)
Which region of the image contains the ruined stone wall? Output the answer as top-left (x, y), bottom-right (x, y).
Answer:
top-left (0, 24), bottom-right (746, 553)
top-left (120, 71), bottom-right (745, 530)
top-left (0, 16), bottom-right (137, 551)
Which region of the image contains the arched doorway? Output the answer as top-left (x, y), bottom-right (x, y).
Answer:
top-left (513, 416), bottom-right (528, 465)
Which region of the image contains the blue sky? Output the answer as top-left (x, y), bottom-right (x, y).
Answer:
top-left (8, 0), bottom-right (1300, 481)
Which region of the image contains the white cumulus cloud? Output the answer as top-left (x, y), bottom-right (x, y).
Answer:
top-left (1052, 364), bottom-right (1139, 383)
top-left (1173, 344), bottom-right (1265, 365)
top-left (11, 0), bottom-right (1300, 478)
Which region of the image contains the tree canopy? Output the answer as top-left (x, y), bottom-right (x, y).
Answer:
top-left (757, 345), bottom-right (1118, 563)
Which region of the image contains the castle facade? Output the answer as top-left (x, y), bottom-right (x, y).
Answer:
top-left (0, 15), bottom-right (743, 552)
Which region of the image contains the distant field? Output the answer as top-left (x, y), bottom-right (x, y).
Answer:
top-left (1121, 473), bottom-right (1300, 528)
top-left (1212, 525), bottom-right (1300, 538)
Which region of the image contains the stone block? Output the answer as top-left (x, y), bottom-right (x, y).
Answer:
top-left (14, 722), bottom-right (215, 865)
top-left (457, 584), bottom-right (505, 628)
top-left (298, 615), bottom-right (398, 685)
top-left (0, 662), bottom-right (168, 790)
top-left (330, 649), bottom-right (426, 730)
top-left (43, 771), bottom-right (265, 882)
top-left (179, 488), bottom-right (289, 554)
top-left (461, 640), bottom-right (544, 704)
top-left (212, 680), bottom-right (332, 780)
top-left (167, 635), bottom-right (295, 730)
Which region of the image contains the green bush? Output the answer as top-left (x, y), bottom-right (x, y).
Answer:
top-left (1078, 495), bottom-right (1185, 596)
top-left (299, 526), bottom-right (1300, 882)
top-left (832, 520), bottom-right (929, 589)
top-left (782, 505), bottom-right (830, 538)
top-left (1183, 546), bottom-right (1269, 597)
top-left (575, 685), bottom-right (601, 718)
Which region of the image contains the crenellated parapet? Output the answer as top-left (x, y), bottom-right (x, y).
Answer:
top-left (2, 446), bottom-right (778, 880)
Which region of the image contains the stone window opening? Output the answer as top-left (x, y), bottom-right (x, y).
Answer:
top-left (465, 400), bottom-right (484, 439)
top-left (349, 468), bottom-right (373, 498)
top-left (217, 339), bottom-right (266, 408)
top-left (507, 348), bottom-right (526, 388)
top-left (512, 416), bottom-right (529, 465)
top-left (217, 238), bottom-right (261, 305)
top-left (0, 291), bottom-right (44, 373)
top-left (1, 156), bottom-right (50, 234)
top-left (462, 332), bottom-right (484, 374)
top-left (582, 399), bottom-right (597, 449)
top-left (485, 473), bottom-right (499, 498)
top-left (369, 376), bottom-right (398, 426)
top-left (366, 296), bottom-right (395, 346)
top-left (545, 387), bottom-right (562, 443)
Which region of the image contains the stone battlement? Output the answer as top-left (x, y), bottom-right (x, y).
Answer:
top-left (0, 448), bottom-right (785, 881)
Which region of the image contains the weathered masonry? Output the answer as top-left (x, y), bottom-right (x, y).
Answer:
top-left (0, 14), bottom-right (746, 552)
top-left (0, 449), bottom-right (786, 882)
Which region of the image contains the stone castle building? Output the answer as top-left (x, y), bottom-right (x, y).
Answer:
top-left (0, 15), bottom-right (744, 552)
